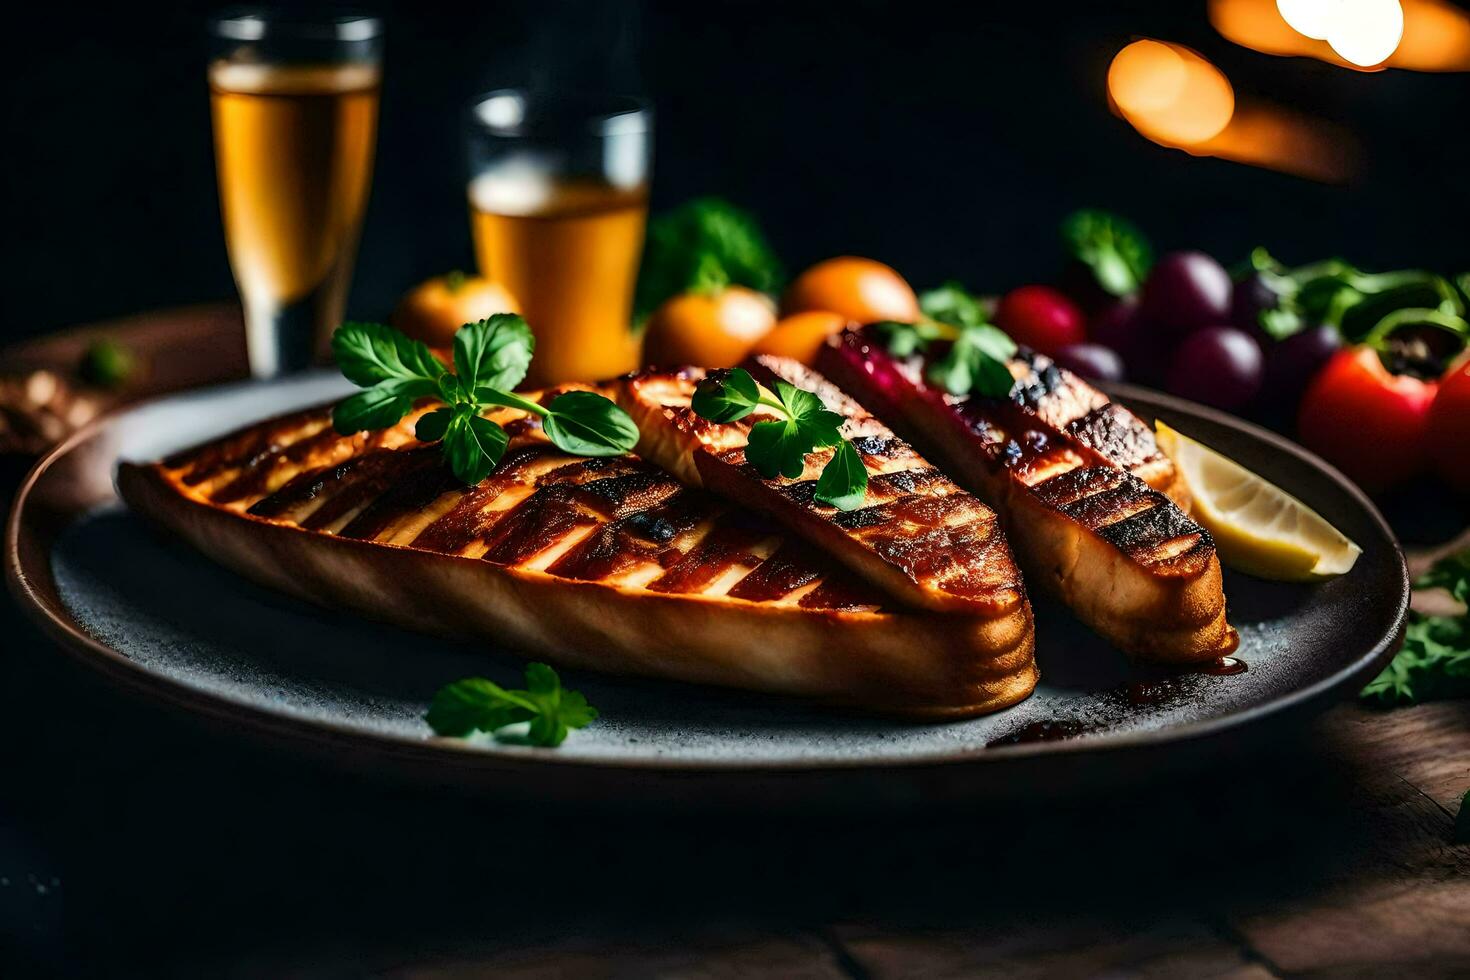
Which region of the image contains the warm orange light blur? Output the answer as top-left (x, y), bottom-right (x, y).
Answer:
top-left (1107, 40), bottom-right (1236, 146)
top-left (1107, 38), bottom-right (1354, 182)
top-left (1212, 0), bottom-right (1470, 71)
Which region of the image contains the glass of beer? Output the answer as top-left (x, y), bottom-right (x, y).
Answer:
top-left (208, 11), bottom-right (383, 378)
top-left (466, 90), bottom-right (652, 387)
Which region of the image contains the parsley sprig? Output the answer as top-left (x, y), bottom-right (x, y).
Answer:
top-left (427, 662), bottom-right (597, 747)
top-left (1361, 550), bottom-right (1470, 706)
top-left (870, 282), bottom-right (1019, 398)
top-left (331, 316), bottom-right (639, 485)
top-left (690, 368), bottom-right (868, 510)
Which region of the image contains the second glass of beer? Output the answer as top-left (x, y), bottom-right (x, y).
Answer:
top-left (466, 91), bottom-right (652, 387)
top-left (209, 11), bottom-right (382, 377)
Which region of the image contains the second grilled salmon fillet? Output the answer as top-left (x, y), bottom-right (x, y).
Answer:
top-left (613, 360), bottom-right (1030, 623)
top-left (118, 385), bottom-right (1037, 717)
top-left (818, 328), bottom-right (1235, 663)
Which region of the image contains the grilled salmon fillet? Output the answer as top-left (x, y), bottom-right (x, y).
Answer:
top-left (612, 361), bottom-right (1029, 623)
top-left (117, 386), bottom-right (1037, 717)
top-left (817, 328), bottom-right (1235, 663)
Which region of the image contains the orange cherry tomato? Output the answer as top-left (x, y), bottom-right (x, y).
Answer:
top-left (1427, 357), bottom-right (1470, 493)
top-left (751, 311), bottom-right (853, 365)
top-left (782, 257), bottom-right (920, 323)
top-left (1297, 346), bottom-right (1438, 494)
top-left (392, 272), bottom-right (520, 350)
top-left (642, 286), bottom-right (777, 368)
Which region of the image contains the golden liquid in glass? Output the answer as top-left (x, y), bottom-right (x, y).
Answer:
top-left (469, 175), bottom-right (647, 386)
top-left (209, 61), bottom-right (379, 311)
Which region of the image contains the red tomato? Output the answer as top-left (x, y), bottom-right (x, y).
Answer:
top-left (1427, 358), bottom-right (1470, 493)
top-left (995, 285), bottom-right (1086, 356)
top-left (1297, 346), bottom-right (1439, 494)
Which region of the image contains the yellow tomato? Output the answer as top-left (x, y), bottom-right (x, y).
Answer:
top-left (782, 257), bottom-right (920, 323)
top-left (391, 272), bottom-right (520, 350)
top-left (642, 286), bottom-right (777, 368)
top-left (751, 311), bottom-right (852, 365)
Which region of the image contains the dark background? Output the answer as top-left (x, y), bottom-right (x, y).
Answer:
top-left (2, 3), bottom-right (1468, 974)
top-left (2, 0), bottom-right (1467, 345)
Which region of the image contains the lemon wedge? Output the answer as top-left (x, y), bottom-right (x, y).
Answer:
top-left (1155, 421), bottom-right (1361, 581)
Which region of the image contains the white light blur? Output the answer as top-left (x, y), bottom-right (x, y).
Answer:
top-left (1277, 0), bottom-right (1334, 39)
top-left (1327, 0), bottom-right (1406, 66)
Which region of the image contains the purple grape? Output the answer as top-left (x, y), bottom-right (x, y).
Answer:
top-left (1264, 324), bottom-right (1341, 398)
top-left (1142, 251), bottom-right (1232, 337)
top-left (1090, 296), bottom-right (1143, 354)
top-left (1166, 326), bottom-right (1264, 411)
top-left (1231, 273), bottom-right (1279, 336)
top-left (1053, 343), bottom-right (1126, 383)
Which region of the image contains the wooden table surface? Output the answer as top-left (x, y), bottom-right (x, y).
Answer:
top-left (1, 308), bottom-right (1466, 977)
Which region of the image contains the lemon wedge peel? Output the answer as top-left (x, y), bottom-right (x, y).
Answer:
top-left (1155, 421), bottom-right (1361, 582)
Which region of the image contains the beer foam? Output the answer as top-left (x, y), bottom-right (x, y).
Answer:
top-left (208, 60), bottom-right (381, 95)
top-left (468, 166), bottom-right (558, 217)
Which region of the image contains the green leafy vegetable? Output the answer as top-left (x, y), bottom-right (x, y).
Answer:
top-left (926, 322), bottom-right (1018, 398)
top-left (919, 282), bottom-right (991, 330)
top-left (635, 197), bottom-right (782, 319)
top-left (426, 662), bottom-right (597, 748)
top-left (79, 337), bottom-right (135, 388)
top-left (1361, 551), bottom-right (1470, 707)
top-left (1242, 248), bottom-right (1469, 346)
top-left (690, 368), bottom-right (868, 510)
top-left (875, 283), bottom-right (1018, 398)
top-left (1061, 209), bottom-right (1153, 297)
top-left (332, 317), bottom-right (639, 485)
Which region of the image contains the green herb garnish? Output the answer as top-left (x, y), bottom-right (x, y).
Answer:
top-left (1061, 208), bottom-right (1153, 297)
top-left (79, 337), bottom-right (135, 389)
top-left (331, 316), bottom-right (639, 485)
top-left (872, 282), bottom-right (1019, 399)
top-left (1243, 247), bottom-right (1469, 344)
top-left (690, 368), bottom-right (867, 509)
top-left (635, 197), bottom-right (782, 319)
top-left (1361, 550), bottom-right (1470, 707)
top-left (919, 281), bottom-right (992, 330)
top-left (427, 662), bottom-right (597, 747)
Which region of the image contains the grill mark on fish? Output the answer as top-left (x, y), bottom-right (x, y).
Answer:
top-left (158, 400), bottom-right (901, 616)
top-left (479, 483), bottom-right (598, 566)
top-left (168, 407), bottom-right (324, 484)
top-left (337, 460), bottom-right (460, 541)
top-left (1066, 402), bottom-right (1167, 472)
top-left (295, 448), bottom-right (441, 531)
top-left (647, 525), bottom-right (766, 595)
top-left (725, 543), bottom-right (826, 602)
top-left (208, 424), bottom-right (351, 504)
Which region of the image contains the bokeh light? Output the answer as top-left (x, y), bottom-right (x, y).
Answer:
top-left (1107, 41), bottom-right (1235, 146)
top-left (1277, 0), bottom-right (1334, 38)
top-left (1214, 0), bottom-right (1470, 71)
top-left (1326, 0), bottom-right (1405, 66)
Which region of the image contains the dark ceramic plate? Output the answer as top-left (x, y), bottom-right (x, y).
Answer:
top-left (6, 373), bottom-right (1407, 806)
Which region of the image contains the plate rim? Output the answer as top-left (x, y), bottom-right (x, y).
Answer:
top-left (4, 380), bottom-right (1410, 776)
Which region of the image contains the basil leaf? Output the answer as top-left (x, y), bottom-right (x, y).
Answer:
top-left (332, 321), bottom-right (445, 388)
top-left (919, 282), bottom-right (989, 330)
top-left (425, 677), bottom-right (536, 736)
top-left (691, 367), bottom-right (761, 422)
top-left (426, 663), bottom-right (598, 748)
top-left (774, 380), bottom-right (844, 447)
top-left (541, 390), bottom-right (640, 457)
top-left (332, 378), bottom-right (439, 434)
top-left (927, 324), bottom-right (1018, 398)
top-left (745, 419), bottom-right (810, 480)
top-left (442, 408), bottom-right (509, 485)
top-left (814, 440), bottom-right (869, 511)
top-left (1061, 209), bottom-right (1153, 297)
top-left (414, 406), bottom-right (454, 443)
top-left (453, 314), bottom-right (534, 394)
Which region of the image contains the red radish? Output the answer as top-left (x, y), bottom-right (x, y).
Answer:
top-left (995, 285), bottom-right (1086, 356)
